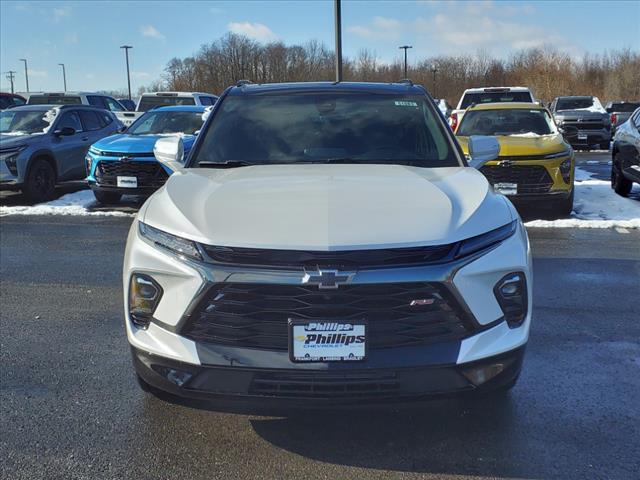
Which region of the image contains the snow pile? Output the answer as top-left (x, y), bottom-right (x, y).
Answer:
top-left (0, 190), bottom-right (134, 217)
top-left (525, 168), bottom-right (640, 229)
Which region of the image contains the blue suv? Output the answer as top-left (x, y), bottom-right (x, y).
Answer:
top-left (86, 105), bottom-right (206, 204)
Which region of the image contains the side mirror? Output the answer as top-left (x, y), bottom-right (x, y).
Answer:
top-left (118, 125), bottom-right (127, 133)
top-left (53, 126), bottom-right (76, 137)
top-left (468, 135), bottom-right (500, 169)
top-left (153, 136), bottom-right (185, 173)
top-left (560, 125), bottom-right (579, 137)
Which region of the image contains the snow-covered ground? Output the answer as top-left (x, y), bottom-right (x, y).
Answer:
top-left (524, 168), bottom-right (640, 229)
top-left (1, 168), bottom-right (639, 228)
top-left (0, 190), bottom-right (134, 217)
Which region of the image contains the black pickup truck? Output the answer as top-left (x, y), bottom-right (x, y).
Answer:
top-left (550, 96), bottom-right (611, 150)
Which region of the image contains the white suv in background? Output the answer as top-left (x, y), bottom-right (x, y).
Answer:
top-left (24, 91), bottom-right (127, 113)
top-left (115, 92), bottom-right (219, 126)
top-left (450, 87), bottom-right (536, 131)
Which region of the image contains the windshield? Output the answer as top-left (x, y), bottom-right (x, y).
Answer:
top-left (128, 111), bottom-right (204, 135)
top-left (27, 95), bottom-right (82, 105)
top-left (192, 93), bottom-right (459, 168)
top-left (457, 109), bottom-right (556, 136)
top-left (460, 91), bottom-right (532, 109)
top-left (555, 97), bottom-right (594, 111)
top-left (0, 109), bottom-right (51, 135)
top-left (138, 96), bottom-right (196, 112)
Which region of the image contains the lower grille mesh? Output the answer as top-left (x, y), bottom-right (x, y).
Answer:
top-left (181, 282), bottom-right (472, 350)
top-left (95, 161), bottom-right (168, 188)
top-left (480, 165), bottom-right (554, 194)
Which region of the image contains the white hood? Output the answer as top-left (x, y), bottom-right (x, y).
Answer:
top-left (142, 164), bottom-right (513, 250)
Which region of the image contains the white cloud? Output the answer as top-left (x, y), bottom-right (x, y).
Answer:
top-left (227, 21), bottom-right (278, 42)
top-left (131, 71), bottom-right (151, 79)
top-left (347, 16), bottom-right (402, 41)
top-left (28, 69), bottom-right (48, 78)
top-left (52, 6), bottom-right (70, 22)
top-left (140, 25), bottom-right (165, 40)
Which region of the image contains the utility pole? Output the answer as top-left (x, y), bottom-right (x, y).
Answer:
top-left (398, 45), bottom-right (412, 78)
top-left (334, 0), bottom-right (343, 82)
top-left (120, 45), bottom-right (133, 100)
top-left (19, 58), bottom-right (29, 92)
top-left (431, 65), bottom-right (438, 97)
top-left (58, 63), bottom-right (67, 91)
top-left (5, 71), bottom-right (16, 93)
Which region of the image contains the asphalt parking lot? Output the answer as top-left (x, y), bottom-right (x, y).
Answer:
top-left (1, 151), bottom-right (639, 480)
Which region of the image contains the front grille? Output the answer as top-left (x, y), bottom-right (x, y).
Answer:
top-left (563, 121), bottom-right (605, 130)
top-left (480, 165), bottom-right (553, 194)
top-left (95, 161), bottom-right (168, 188)
top-left (181, 282), bottom-right (472, 350)
top-left (250, 370), bottom-right (400, 399)
top-left (201, 244), bottom-right (456, 270)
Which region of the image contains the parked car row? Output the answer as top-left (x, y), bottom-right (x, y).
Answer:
top-left (0, 90), bottom-right (216, 202)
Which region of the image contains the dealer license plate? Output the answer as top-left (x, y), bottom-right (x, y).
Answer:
top-left (578, 133), bottom-right (588, 140)
top-left (117, 176), bottom-right (137, 188)
top-left (289, 320), bottom-right (367, 362)
top-left (494, 182), bottom-right (518, 195)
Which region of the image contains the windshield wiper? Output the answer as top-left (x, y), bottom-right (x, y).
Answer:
top-left (197, 160), bottom-right (256, 168)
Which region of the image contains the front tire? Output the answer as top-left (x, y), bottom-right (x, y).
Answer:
top-left (611, 158), bottom-right (632, 197)
top-left (93, 190), bottom-right (122, 205)
top-left (22, 158), bottom-right (56, 203)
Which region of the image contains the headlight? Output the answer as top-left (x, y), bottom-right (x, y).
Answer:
top-left (138, 222), bottom-right (202, 261)
top-left (543, 149), bottom-right (571, 159)
top-left (455, 220), bottom-right (518, 259)
top-left (89, 147), bottom-right (104, 156)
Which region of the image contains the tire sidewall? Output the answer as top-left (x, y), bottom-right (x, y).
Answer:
top-left (24, 158), bottom-right (56, 203)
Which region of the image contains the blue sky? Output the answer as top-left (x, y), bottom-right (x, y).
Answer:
top-left (1, 0), bottom-right (639, 93)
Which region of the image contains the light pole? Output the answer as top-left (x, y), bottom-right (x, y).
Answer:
top-left (398, 45), bottom-right (412, 79)
top-left (431, 65), bottom-right (438, 97)
top-left (5, 71), bottom-right (16, 93)
top-left (120, 45), bottom-right (133, 100)
top-left (58, 63), bottom-right (67, 91)
top-left (334, 0), bottom-right (343, 82)
top-left (19, 58), bottom-right (29, 92)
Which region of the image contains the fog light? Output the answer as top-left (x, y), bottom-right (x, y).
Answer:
top-left (85, 155), bottom-right (93, 176)
top-left (151, 365), bottom-right (193, 387)
top-left (559, 158), bottom-right (572, 183)
top-left (462, 363), bottom-right (505, 386)
top-left (129, 273), bottom-right (163, 329)
top-left (494, 272), bottom-right (527, 328)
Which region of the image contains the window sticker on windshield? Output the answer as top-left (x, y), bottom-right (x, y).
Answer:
top-left (395, 101), bottom-right (418, 107)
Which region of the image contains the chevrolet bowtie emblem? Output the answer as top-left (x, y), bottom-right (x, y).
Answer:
top-left (302, 269), bottom-right (355, 289)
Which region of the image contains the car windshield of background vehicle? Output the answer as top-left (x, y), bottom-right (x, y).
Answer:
top-left (137, 96), bottom-right (197, 112)
top-left (0, 109), bottom-right (51, 135)
top-left (193, 93), bottom-right (459, 168)
top-left (27, 96), bottom-right (82, 105)
top-left (457, 109), bottom-right (557, 137)
top-left (460, 92), bottom-right (532, 109)
top-left (128, 111), bottom-right (203, 135)
top-left (555, 97), bottom-right (594, 110)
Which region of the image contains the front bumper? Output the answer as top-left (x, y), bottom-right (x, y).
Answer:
top-left (88, 182), bottom-right (158, 197)
top-left (0, 159), bottom-right (21, 190)
top-left (123, 217), bottom-right (533, 405)
top-left (564, 129), bottom-right (610, 147)
top-left (133, 345), bottom-right (525, 408)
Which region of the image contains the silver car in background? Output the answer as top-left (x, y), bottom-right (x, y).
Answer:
top-left (0, 104), bottom-right (122, 202)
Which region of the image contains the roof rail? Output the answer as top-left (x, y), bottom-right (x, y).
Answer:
top-left (236, 79), bottom-right (252, 87)
top-left (397, 79), bottom-right (413, 86)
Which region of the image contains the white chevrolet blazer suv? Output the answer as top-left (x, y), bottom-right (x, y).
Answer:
top-left (123, 81), bottom-right (532, 408)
